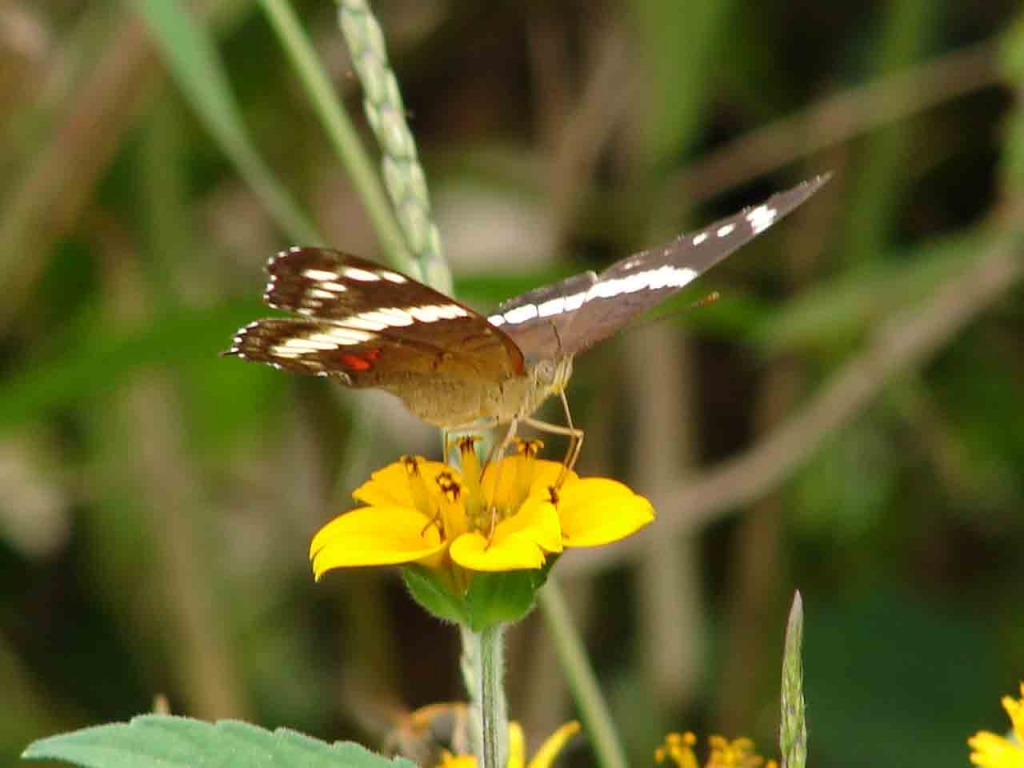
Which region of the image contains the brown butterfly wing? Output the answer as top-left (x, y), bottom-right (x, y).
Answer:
top-left (224, 248), bottom-right (524, 384)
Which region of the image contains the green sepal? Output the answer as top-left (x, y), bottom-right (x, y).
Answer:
top-left (401, 565), bottom-right (467, 625)
top-left (463, 559), bottom-right (556, 630)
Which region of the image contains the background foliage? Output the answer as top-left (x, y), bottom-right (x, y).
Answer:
top-left (1, 1), bottom-right (1022, 766)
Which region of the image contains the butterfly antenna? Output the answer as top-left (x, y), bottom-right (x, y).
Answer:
top-left (610, 289), bottom-right (725, 341)
top-left (690, 291), bottom-right (721, 310)
top-left (549, 317), bottom-right (566, 360)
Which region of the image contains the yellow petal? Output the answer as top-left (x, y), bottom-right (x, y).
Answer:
top-left (352, 459), bottom-right (452, 507)
top-left (1008, 685), bottom-right (1024, 744)
top-left (495, 498), bottom-right (563, 554)
top-left (522, 458), bottom-right (573, 497)
top-left (309, 505), bottom-right (445, 578)
top-left (508, 721), bottom-right (526, 768)
top-left (448, 498), bottom-right (562, 571)
top-left (437, 752), bottom-right (477, 768)
top-left (557, 478), bottom-right (655, 547)
top-left (481, 456), bottom-right (573, 503)
top-left (449, 531), bottom-right (546, 572)
top-left (527, 721), bottom-right (580, 768)
top-left (968, 731), bottom-right (1024, 768)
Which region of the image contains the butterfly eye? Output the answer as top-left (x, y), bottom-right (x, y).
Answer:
top-left (533, 360), bottom-right (557, 385)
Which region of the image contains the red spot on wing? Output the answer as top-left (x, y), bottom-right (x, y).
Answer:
top-left (340, 353), bottom-right (373, 371)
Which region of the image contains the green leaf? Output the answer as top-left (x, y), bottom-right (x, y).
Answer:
top-left (133, 0), bottom-right (319, 243)
top-left (22, 715), bottom-right (416, 767)
top-left (0, 301), bottom-right (273, 433)
top-left (629, 0), bottom-right (734, 166)
top-left (754, 230), bottom-right (991, 354)
top-left (401, 565), bottom-right (467, 625)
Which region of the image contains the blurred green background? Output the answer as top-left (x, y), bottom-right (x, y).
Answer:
top-left (2, 1), bottom-right (1022, 766)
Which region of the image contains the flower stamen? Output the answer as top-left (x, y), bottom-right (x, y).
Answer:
top-left (401, 456), bottom-right (435, 516)
top-left (457, 436), bottom-right (487, 527)
top-left (513, 438), bottom-right (542, 508)
top-left (515, 437), bottom-right (543, 459)
top-left (435, 471), bottom-right (467, 541)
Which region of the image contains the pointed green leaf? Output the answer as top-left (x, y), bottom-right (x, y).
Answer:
top-left (23, 715), bottom-right (415, 767)
top-left (134, 0), bottom-right (318, 242)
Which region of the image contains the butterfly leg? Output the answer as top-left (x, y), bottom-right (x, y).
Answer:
top-left (444, 420), bottom-right (523, 542)
top-left (524, 390), bottom-right (585, 488)
top-left (559, 388), bottom-right (584, 474)
top-left (483, 418), bottom-right (518, 467)
top-left (480, 419), bottom-right (522, 542)
top-left (443, 419), bottom-right (513, 541)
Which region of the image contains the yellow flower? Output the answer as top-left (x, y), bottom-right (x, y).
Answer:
top-left (438, 721), bottom-right (580, 768)
top-left (655, 732), bottom-right (699, 768)
top-left (969, 683), bottom-right (1024, 768)
top-left (309, 439), bottom-right (654, 580)
top-left (656, 732), bottom-right (776, 768)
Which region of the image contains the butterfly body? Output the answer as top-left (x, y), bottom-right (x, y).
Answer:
top-left (368, 355), bottom-right (572, 428)
top-left (225, 175), bottom-right (830, 431)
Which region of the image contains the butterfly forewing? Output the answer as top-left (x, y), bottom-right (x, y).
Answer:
top-left (556, 176), bottom-right (830, 354)
top-left (488, 175), bottom-right (831, 359)
top-left (225, 247), bottom-right (525, 383)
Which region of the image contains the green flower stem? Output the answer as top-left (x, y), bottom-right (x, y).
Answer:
top-left (461, 624), bottom-right (508, 768)
top-left (538, 581), bottom-right (627, 768)
top-left (256, 0), bottom-right (409, 268)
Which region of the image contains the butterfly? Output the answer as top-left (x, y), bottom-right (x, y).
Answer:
top-left (226, 175), bottom-right (829, 466)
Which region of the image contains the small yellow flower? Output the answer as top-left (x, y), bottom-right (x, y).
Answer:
top-left (705, 735), bottom-right (773, 768)
top-left (309, 439), bottom-right (654, 580)
top-left (655, 731), bottom-right (699, 768)
top-left (438, 721), bottom-right (581, 768)
top-left (656, 732), bottom-right (776, 768)
top-left (969, 682), bottom-right (1024, 768)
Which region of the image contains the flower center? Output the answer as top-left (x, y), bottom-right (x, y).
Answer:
top-left (402, 438), bottom-right (550, 540)
top-left (463, 436), bottom-right (544, 535)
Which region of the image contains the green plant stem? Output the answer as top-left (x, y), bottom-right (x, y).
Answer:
top-left (480, 626), bottom-right (504, 768)
top-left (336, 0), bottom-right (451, 292)
top-left (461, 625), bottom-right (508, 768)
top-left (257, 0), bottom-right (409, 267)
top-left (780, 591), bottom-right (807, 768)
top-left (538, 580), bottom-right (627, 768)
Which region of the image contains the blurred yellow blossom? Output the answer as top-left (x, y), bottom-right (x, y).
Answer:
top-left (656, 732), bottom-right (776, 768)
top-left (438, 720), bottom-right (580, 768)
top-left (969, 683), bottom-right (1024, 768)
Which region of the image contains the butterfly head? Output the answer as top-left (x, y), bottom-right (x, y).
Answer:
top-left (522, 355), bottom-right (574, 415)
